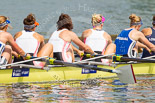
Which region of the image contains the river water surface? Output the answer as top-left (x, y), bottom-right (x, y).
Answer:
top-left (0, 75), bottom-right (154, 103)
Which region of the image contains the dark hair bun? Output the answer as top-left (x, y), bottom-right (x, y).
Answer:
top-left (23, 13), bottom-right (36, 25)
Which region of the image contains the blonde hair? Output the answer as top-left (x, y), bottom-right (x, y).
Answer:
top-left (0, 16), bottom-right (7, 30)
top-left (92, 14), bottom-right (102, 26)
top-left (129, 14), bottom-right (141, 26)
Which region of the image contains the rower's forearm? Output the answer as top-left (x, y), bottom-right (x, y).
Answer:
top-left (12, 43), bottom-right (25, 56)
top-left (83, 45), bottom-right (94, 54)
top-left (72, 46), bottom-right (79, 53)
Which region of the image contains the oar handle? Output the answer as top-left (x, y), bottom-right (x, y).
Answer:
top-left (49, 59), bottom-right (113, 73)
top-left (113, 56), bottom-right (155, 63)
top-left (12, 55), bottom-right (37, 60)
top-left (75, 53), bottom-right (112, 59)
top-left (75, 54), bottom-right (94, 58)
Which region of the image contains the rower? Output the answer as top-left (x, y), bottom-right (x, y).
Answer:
top-left (14, 13), bottom-right (44, 58)
top-left (48, 13), bottom-right (94, 62)
top-left (141, 15), bottom-right (155, 58)
top-left (14, 14), bottom-right (53, 60)
top-left (81, 14), bottom-right (116, 63)
top-left (115, 14), bottom-right (155, 58)
top-left (0, 16), bottom-right (26, 67)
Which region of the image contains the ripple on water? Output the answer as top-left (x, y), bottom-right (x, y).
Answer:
top-left (0, 75), bottom-right (154, 102)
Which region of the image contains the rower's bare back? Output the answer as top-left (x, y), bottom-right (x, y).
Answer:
top-left (0, 32), bottom-right (11, 44)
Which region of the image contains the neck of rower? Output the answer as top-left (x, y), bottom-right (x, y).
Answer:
top-left (24, 27), bottom-right (35, 32)
top-left (130, 25), bottom-right (141, 31)
top-left (93, 25), bottom-right (103, 31)
top-left (0, 26), bottom-right (8, 32)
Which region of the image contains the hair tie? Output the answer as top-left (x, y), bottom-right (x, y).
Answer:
top-left (131, 20), bottom-right (143, 26)
top-left (101, 16), bottom-right (105, 23)
top-left (0, 20), bottom-right (10, 27)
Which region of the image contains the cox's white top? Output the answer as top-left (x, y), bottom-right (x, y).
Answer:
top-left (84, 29), bottom-right (107, 53)
top-left (16, 30), bottom-right (40, 56)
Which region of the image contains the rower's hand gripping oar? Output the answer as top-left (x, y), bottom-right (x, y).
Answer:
top-left (47, 58), bottom-right (136, 84)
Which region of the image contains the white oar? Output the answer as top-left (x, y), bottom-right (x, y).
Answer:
top-left (0, 56), bottom-right (48, 68)
top-left (74, 53), bottom-right (114, 64)
top-left (49, 59), bottom-right (136, 84)
top-left (115, 64), bottom-right (136, 84)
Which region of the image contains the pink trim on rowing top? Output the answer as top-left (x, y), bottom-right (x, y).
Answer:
top-left (84, 38), bottom-right (87, 44)
top-left (62, 41), bottom-right (67, 62)
top-left (101, 40), bottom-right (108, 55)
top-left (101, 40), bottom-right (108, 63)
top-left (66, 43), bottom-right (70, 58)
top-left (33, 41), bottom-right (40, 57)
top-left (62, 41), bottom-right (71, 62)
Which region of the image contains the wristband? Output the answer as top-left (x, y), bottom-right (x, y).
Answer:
top-left (23, 53), bottom-right (27, 57)
top-left (91, 53), bottom-right (95, 57)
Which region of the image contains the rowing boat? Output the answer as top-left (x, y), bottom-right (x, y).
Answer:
top-left (0, 62), bottom-right (154, 84)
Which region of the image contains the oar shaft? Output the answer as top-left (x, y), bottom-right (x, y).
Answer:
top-left (75, 54), bottom-right (113, 59)
top-left (0, 56), bottom-right (48, 68)
top-left (74, 54), bottom-right (114, 64)
top-left (50, 59), bottom-right (113, 73)
top-left (114, 56), bottom-right (155, 63)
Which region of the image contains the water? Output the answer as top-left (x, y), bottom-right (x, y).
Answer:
top-left (0, 0), bottom-right (155, 38)
top-left (0, 75), bottom-right (154, 103)
top-left (0, 0), bottom-right (155, 102)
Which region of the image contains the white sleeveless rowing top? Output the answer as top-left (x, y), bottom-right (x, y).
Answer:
top-left (0, 41), bottom-right (5, 58)
top-left (84, 29), bottom-right (108, 53)
top-left (15, 30), bottom-right (40, 56)
top-left (48, 29), bottom-right (72, 62)
top-left (0, 31), bottom-right (5, 57)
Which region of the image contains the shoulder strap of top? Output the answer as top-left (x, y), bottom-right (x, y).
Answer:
top-left (59, 28), bottom-right (68, 32)
top-left (22, 30), bottom-right (35, 33)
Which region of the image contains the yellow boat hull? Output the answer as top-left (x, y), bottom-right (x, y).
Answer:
top-left (0, 63), bottom-right (154, 84)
